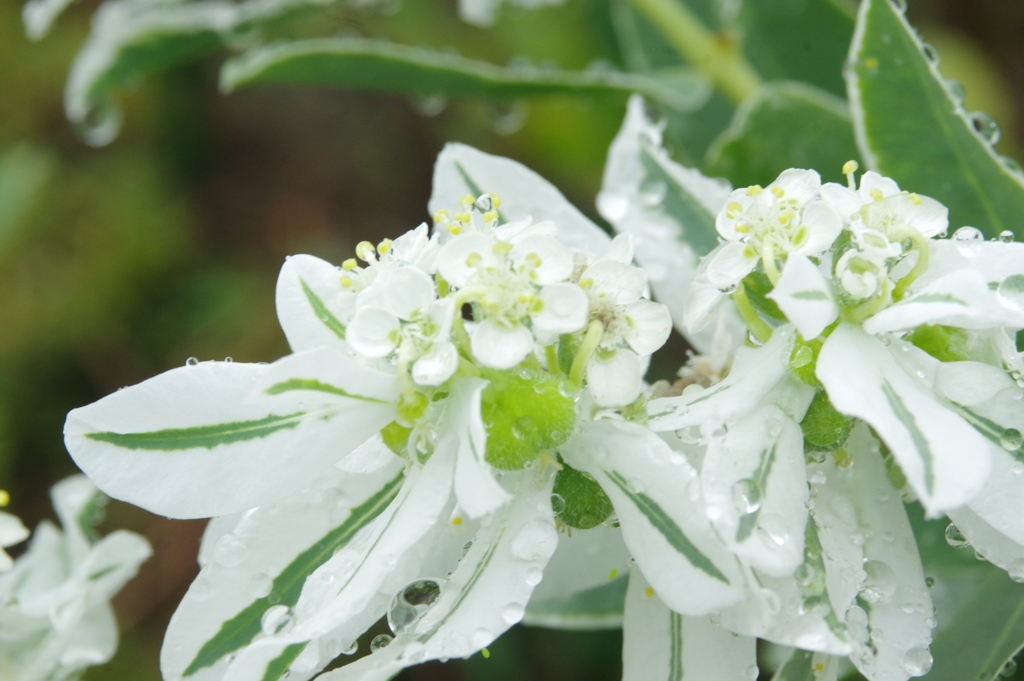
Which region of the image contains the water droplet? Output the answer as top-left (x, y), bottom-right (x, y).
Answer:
top-left (639, 178), bottom-right (668, 206)
top-left (759, 514), bottom-right (788, 547)
top-left (185, 357), bottom-right (199, 366)
top-left (260, 605), bottom-right (294, 636)
top-left (970, 111), bottom-right (1001, 144)
top-left (511, 520), bottom-right (558, 562)
top-left (829, 497), bottom-right (857, 526)
top-left (75, 96), bottom-right (123, 147)
top-left (765, 417), bottom-right (783, 438)
top-left (525, 567), bottom-right (543, 586)
top-left (470, 628), bottom-right (492, 648)
top-left (627, 478), bottom-right (645, 494)
top-left (224, 356), bottom-right (233, 363)
top-left (388, 579), bottom-right (442, 634)
top-left (1000, 428), bottom-right (1024, 451)
top-left (999, 230), bottom-right (1016, 243)
top-left (190, 577), bottom-right (214, 601)
top-left (342, 640), bottom-right (359, 655)
top-left (502, 602), bottom-right (525, 624)
top-left (550, 493), bottom-right (566, 514)
top-left (1002, 156), bottom-right (1024, 175)
top-left (718, 283), bottom-right (738, 294)
top-left (370, 634), bottom-right (393, 653)
top-left (889, 0), bottom-right (907, 11)
top-left (745, 664), bottom-right (760, 680)
top-left (731, 478), bottom-right (762, 514)
top-left (809, 470), bottom-right (827, 485)
top-left (945, 79), bottom-right (966, 103)
top-left (925, 576), bottom-right (935, 588)
top-left (597, 192), bottom-right (630, 222)
top-left (486, 100), bottom-right (528, 136)
top-left (1011, 560), bottom-right (1024, 583)
top-left (702, 421), bottom-right (728, 442)
top-left (861, 560), bottom-right (897, 604)
top-left (952, 226), bottom-right (984, 257)
top-left (921, 42), bottom-right (940, 64)
top-left (411, 94), bottom-right (448, 117)
top-left (213, 534), bottom-right (247, 568)
top-left (1001, 659), bottom-right (1018, 678)
top-left (247, 573), bottom-right (272, 598)
top-left (997, 275), bottom-right (1024, 312)
top-left (795, 563), bottom-right (817, 587)
top-left (945, 522), bottom-right (970, 548)
top-left (903, 647), bottom-right (933, 677)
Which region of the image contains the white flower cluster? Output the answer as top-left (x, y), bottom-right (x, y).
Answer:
top-left (0, 477), bottom-right (151, 681)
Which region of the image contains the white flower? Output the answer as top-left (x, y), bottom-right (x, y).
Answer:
top-left (62, 144), bottom-right (675, 681)
top-left (0, 503), bottom-right (29, 573)
top-left (0, 476), bottom-right (151, 681)
top-left (457, 0), bottom-right (563, 27)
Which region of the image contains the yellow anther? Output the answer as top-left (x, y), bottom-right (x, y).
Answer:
top-left (465, 252), bottom-right (482, 268)
top-left (342, 258), bottom-right (358, 271)
top-left (579, 277), bottom-right (594, 288)
top-left (771, 186), bottom-right (785, 198)
top-left (490, 193), bottom-right (501, 208)
top-left (483, 210), bottom-right (499, 223)
top-left (815, 663), bottom-right (825, 672)
top-left (735, 222), bottom-right (750, 233)
top-left (451, 516), bottom-right (463, 526)
top-left (780, 209), bottom-right (794, 225)
top-left (377, 238), bottom-right (393, 255)
top-left (481, 649), bottom-right (491, 659)
top-left (645, 587), bottom-right (654, 598)
top-left (727, 201), bottom-right (743, 214)
top-left (433, 209), bottom-right (449, 223)
top-left (492, 242), bottom-right (513, 256)
top-left (460, 194), bottom-right (475, 208)
top-left (908, 192), bottom-right (922, 206)
top-left (340, 275), bottom-right (353, 288)
top-left (447, 224), bottom-right (462, 235)
top-left (746, 185), bottom-right (763, 196)
top-left (0, 490), bottom-right (8, 507)
top-left (454, 211), bottom-right (470, 224)
top-left (608, 568), bottom-right (618, 580)
top-left (518, 293), bottom-right (536, 303)
top-left (525, 253), bottom-right (542, 268)
top-left (870, 188), bottom-right (884, 202)
top-left (842, 160), bottom-right (859, 175)
top-left (355, 241), bottom-right (376, 262)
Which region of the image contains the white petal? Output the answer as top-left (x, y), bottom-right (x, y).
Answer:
top-left (865, 269), bottom-right (1024, 334)
top-left (682, 273), bottom-right (726, 335)
top-left (276, 254), bottom-right (354, 353)
top-left (586, 349), bottom-right (642, 408)
top-left (437, 232), bottom-right (498, 289)
top-left (313, 473), bottom-right (558, 681)
top-left (447, 377), bottom-right (512, 519)
top-left (821, 182), bottom-right (863, 221)
top-left (623, 570), bottom-right (756, 681)
top-left (66, 355), bottom-right (397, 518)
top-left (704, 240), bottom-right (758, 289)
top-left (583, 259), bottom-right (647, 305)
top-left (768, 253), bottom-right (838, 340)
top-left (701, 405), bottom-right (808, 577)
top-left (771, 168), bottom-right (821, 205)
top-left (816, 324), bottom-right (991, 516)
top-left (648, 326), bottom-right (793, 432)
top-left (623, 299), bottom-right (672, 357)
top-left (346, 306), bottom-right (400, 358)
top-left (796, 201), bottom-right (843, 256)
top-left (0, 511), bottom-right (29, 549)
top-left (430, 143), bottom-right (611, 256)
top-left (561, 420), bottom-right (743, 614)
top-left (510, 234), bottom-right (574, 285)
top-left (470, 319), bottom-right (533, 370)
top-left (524, 525), bottom-right (631, 629)
top-left (50, 475), bottom-right (100, 564)
top-left (947, 505), bottom-right (1024, 577)
top-left (858, 170), bottom-right (901, 200)
top-left (161, 446), bottom-right (404, 681)
top-left (411, 341), bottom-right (458, 387)
top-left (532, 283), bottom-right (588, 335)
top-left (604, 232), bottom-right (635, 264)
top-left (369, 266), bottom-right (435, 320)
top-left (922, 240), bottom-right (1024, 286)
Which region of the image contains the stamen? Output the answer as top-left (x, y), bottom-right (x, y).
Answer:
top-left (355, 241), bottom-right (377, 263)
top-left (451, 516), bottom-right (463, 526)
top-left (465, 252), bottom-right (482, 267)
top-left (908, 193), bottom-right (922, 206)
top-left (340, 275), bottom-right (353, 288)
top-left (433, 209), bottom-right (449, 223)
top-left (525, 253), bottom-right (542, 268)
top-left (0, 490), bottom-right (8, 507)
top-left (342, 258), bottom-right (358, 271)
top-left (378, 238), bottom-right (393, 255)
top-left (459, 194), bottom-right (475, 209)
top-left (746, 185), bottom-right (763, 196)
top-left (579, 277), bottom-right (594, 288)
top-left (645, 587), bottom-right (654, 598)
top-left (447, 224), bottom-right (462, 235)
top-left (870, 188), bottom-right (884, 202)
top-left (482, 210), bottom-right (499, 223)
top-left (771, 186), bottom-right (785, 198)
top-left (842, 159), bottom-right (859, 189)
top-left (492, 242), bottom-right (513, 256)
top-left (608, 568), bottom-right (618, 580)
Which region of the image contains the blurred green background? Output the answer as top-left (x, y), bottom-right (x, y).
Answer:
top-left (2, 0), bottom-right (1023, 678)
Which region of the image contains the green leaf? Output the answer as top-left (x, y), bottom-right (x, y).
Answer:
top-left (524, 576), bottom-right (628, 629)
top-left (846, 0), bottom-right (1024, 239)
top-left (265, 378), bottom-right (392, 404)
top-left (739, 0), bottom-right (856, 98)
top-left (221, 37), bottom-right (708, 114)
top-left (910, 504), bottom-right (1024, 681)
top-left (553, 463), bottom-right (614, 530)
top-left (949, 404), bottom-right (1024, 464)
top-left (605, 470), bottom-right (730, 584)
top-left (260, 643), bottom-right (307, 681)
top-left (86, 411), bottom-right (308, 451)
top-left (800, 390), bottom-right (854, 453)
top-left (638, 145), bottom-right (720, 256)
top-left (183, 469), bottom-right (405, 675)
top-left (706, 81), bottom-right (859, 188)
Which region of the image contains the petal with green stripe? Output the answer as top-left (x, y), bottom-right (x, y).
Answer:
top-left (561, 419), bottom-right (741, 615)
top-left (622, 570), bottom-right (756, 681)
top-left (276, 254), bottom-right (355, 353)
top-left (161, 445), bottom-right (404, 681)
top-left (65, 358), bottom-right (397, 519)
top-left (315, 471), bottom-right (557, 681)
top-left (816, 324), bottom-right (990, 516)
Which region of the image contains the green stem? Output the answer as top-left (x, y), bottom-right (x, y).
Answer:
top-left (761, 238), bottom-right (781, 286)
top-left (452, 315), bottom-right (474, 359)
top-left (733, 282), bottom-right (773, 344)
top-left (892, 231), bottom-right (930, 301)
top-left (629, 0), bottom-right (761, 104)
top-left (458, 356), bottom-right (481, 377)
top-left (569, 320), bottom-right (605, 386)
top-left (545, 345), bottom-right (562, 376)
